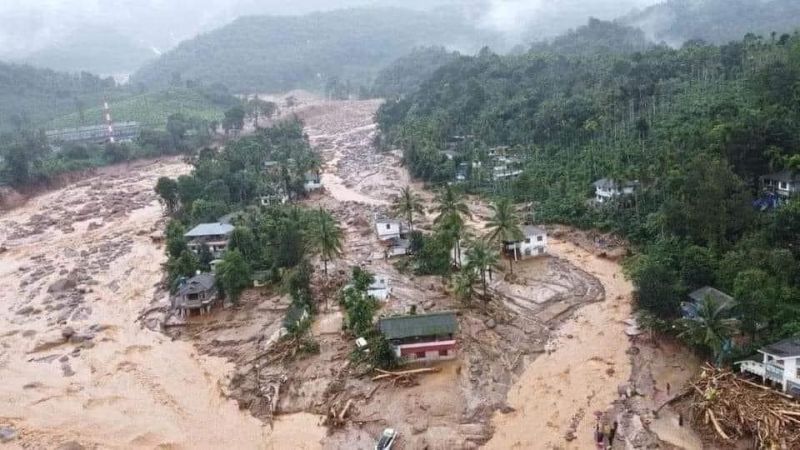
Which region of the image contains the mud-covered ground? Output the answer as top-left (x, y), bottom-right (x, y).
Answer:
top-left (153, 97), bottom-right (647, 450)
top-left (0, 158), bottom-right (327, 449)
top-left (0, 94), bottom-right (697, 450)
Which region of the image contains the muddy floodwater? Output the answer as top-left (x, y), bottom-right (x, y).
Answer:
top-left (0, 159), bottom-right (326, 449)
top-left (0, 96), bottom-right (678, 449)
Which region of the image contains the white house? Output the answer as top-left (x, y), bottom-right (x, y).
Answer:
top-left (737, 337), bottom-right (800, 396)
top-left (761, 170), bottom-right (800, 197)
top-left (367, 275), bottom-right (391, 301)
top-left (592, 178), bottom-right (638, 204)
top-left (260, 193), bottom-right (288, 206)
top-left (504, 225), bottom-right (548, 260)
top-left (304, 171), bottom-right (323, 192)
top-left (375, 215), bottom-right (407, 241)
top-left (185, 223), bottom-right (235, 258)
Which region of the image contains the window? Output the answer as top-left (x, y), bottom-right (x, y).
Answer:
top-left (780, 182), bottom-right (788, 190)
top-left (439, 349), bottom-right (449, 357)
top-left (386, 223), bottom-right (391, 230)
top-left (537, 236), bottom-right (543, 242)
top-left (416, 352), bottom-right (425, 359)
top-left (525, 238), bottom-right (531, 244)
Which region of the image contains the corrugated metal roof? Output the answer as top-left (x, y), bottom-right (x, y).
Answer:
top-left (523, 225), bottom-right (546, 236)
top-left (378, 311), bottom-right (457, 340)
top-left (761, 170), bottom-right (800, 183)
top-left (761, 337), bottom-right (800, 358)
top-left (688, 286), bottom-right (733, 305)
top-left (176, 273), bottom-right (216, 296)
top-left (185, 223), bottom-right (235, 238)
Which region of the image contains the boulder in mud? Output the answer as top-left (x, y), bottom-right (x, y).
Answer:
top-left (61, 327), bottom-right (76, 340)
top-left (0, 426), bottom-right (17, 443)
top-left (48, 278), bottom-right (77, 293)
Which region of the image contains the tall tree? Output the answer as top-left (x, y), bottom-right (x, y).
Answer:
top-left (307, 208), bottom-right (343, 276)
top-left (466, 239), bottom-right (501, 300)
top-left (246, 97), bottom-right (277, 129)
top-left (678, 295), bottom-right (739, 365)
top-left (154, 177), bottom-right (179, 214)
top-left (432, 185), bottom-right (471, 265)
top-left (217, 249), bottom-right (252, 305)
top-left (485, 198), bottom-right (523, 274)
top-left (391, 186), bottom-right (424, 231)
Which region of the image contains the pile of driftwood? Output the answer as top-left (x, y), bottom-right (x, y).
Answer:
top-left (689, 364), bottom-right (800, 448)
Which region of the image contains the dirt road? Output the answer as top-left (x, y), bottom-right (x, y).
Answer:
top-left (0, 158), bottom-right (326, 449)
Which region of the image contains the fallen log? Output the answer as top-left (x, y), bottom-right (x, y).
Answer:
top-left (338, 399), bottom-right (353, 421)
top-left (371, 367), bottom-right (440, 381)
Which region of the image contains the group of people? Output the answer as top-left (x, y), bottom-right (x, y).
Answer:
top-left (594, 419), bottom-right (618, 449)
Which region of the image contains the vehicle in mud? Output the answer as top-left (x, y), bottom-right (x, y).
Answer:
top-left (375, 428), bottom-right (397, 450)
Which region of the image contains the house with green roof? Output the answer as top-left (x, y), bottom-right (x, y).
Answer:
top-left (378, 311), bottom-right (458, 364)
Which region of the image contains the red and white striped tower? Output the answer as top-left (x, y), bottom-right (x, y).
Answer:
top-left (103, 99), bottom-right (116, 143)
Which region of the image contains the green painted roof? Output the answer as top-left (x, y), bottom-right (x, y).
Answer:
top-left (378, 311), bottom-right (457, 340)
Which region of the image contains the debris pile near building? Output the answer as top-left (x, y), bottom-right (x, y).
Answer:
top-left (689, 364), bottom-right (800, 448)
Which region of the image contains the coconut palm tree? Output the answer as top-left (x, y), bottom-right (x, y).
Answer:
top-left (454, 269), bottom-right (477, 304)
top-left (678, 295), bottom-right (739, 366)
top-left (485, 198), bottom-right (523, 274)
top-left (391, 186), bottom-right (424, 231)
top-left (308, 208), bottom-right (343, 276)
top-left (432, 185), bottom-right (471, 225)
top-left (432, 185), bottom-right (472, 265)
top-left (466, 239), bottom-right (501, 300)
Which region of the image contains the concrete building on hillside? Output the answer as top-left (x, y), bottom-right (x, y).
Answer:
top-left (503, 225), bottom-right (548, 260)
top-left (375, 215), bottom-right (408, 241)
top-left (760, 170), bottom-right (800, 198)
top-left (737, 337), bottom-right (800, 396)
top-left (367, 275), bottom-right (392, 302)
top-left (304, 171), bottom-right (323, 192)
top-left (185, 222), bottom-right (235, 258)
top-left (592, 178), bottom-right (639, 204)
top-left (172, 273), bottom-right (218, 316)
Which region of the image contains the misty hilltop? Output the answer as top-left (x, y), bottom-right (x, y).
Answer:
top-left (18, 27), bottom-right (157, 77)
top-left (131, 7), bottom-right (498, 93)
top-left (622, 0), bottom-right (800, 45)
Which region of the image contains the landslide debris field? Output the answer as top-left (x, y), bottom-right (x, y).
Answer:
top-left (0, 96), bottom-right (638, 450)
top-left (149, 98), bottom-right (620, 450)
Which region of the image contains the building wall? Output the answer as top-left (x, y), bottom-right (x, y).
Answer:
top-left (395, 340), bottom-right (457, 364)
top-left (376, 222), bottom-right (401, 240)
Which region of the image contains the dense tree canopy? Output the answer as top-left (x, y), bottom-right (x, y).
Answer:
top-left (377, 21), bottom-right (800, 358)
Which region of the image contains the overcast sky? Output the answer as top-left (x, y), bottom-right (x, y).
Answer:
top-left (0, 0), bottom-right (662, 57)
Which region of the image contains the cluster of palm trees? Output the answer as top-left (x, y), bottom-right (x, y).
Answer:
top-left (304, 184), bottom-right (529, 306)
top-left (391, 184), bottom-right (526, 303)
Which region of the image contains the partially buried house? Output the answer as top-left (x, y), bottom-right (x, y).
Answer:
top-left (378, 311), bottom-right (458, 364)
top-left (172, 272), bottom-right (218, 317)
top-left (184, 222), bottom-right (234, 258)
top-left (503, 225), bottom-right (548, 261)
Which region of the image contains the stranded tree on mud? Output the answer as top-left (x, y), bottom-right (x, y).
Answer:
top-left (307, 208), bottom-right (343, 276)
top-left (485, 199), bottom-right (523, 274)
top-left (392, 186), bottom-right (425, 231)
top-left (432, 185), bottom-right (471, 266)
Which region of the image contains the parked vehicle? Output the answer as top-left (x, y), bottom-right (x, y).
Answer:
top-left (375, 428), bottom-right (397, 450)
